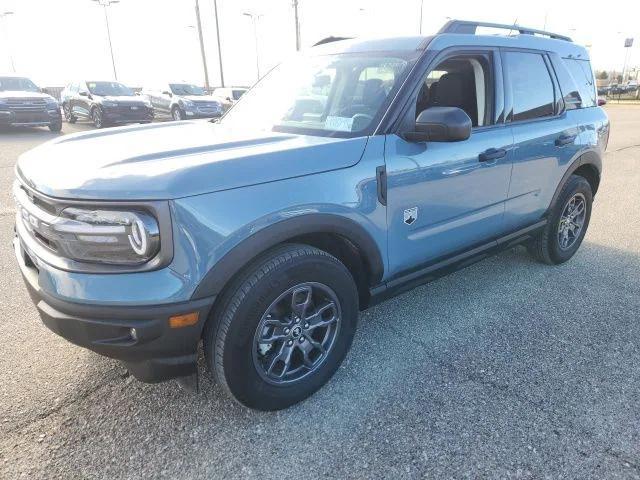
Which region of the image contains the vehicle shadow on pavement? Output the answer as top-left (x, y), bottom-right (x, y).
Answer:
top-left (0, 124), bottom-right (93, 141)
top-left (4, 241), bottom-right (640, 479)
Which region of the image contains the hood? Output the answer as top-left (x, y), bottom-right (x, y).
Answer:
top-left (16, 122), bottom-right (368, 201)
top-left (180, 94), bottom-right (220, 103)
top-left (0, 90), bottom-right (55, 101)
top-left (98, 95), bottom-right (146, 104)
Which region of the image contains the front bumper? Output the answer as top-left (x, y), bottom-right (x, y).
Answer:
top-left (102, 106), bottom-right (154, 124)
top-left (184, 106), bottom-right (223, 119)
top-left (0, 108), bottom-right (61, 127)
top-left (14, 236), bottom-right (215, 383)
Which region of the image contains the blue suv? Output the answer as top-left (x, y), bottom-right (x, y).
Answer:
top-left (13, 21), bottom-right (609, 410)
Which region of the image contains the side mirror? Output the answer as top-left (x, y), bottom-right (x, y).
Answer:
top-left (597, 97), bottom-right (607, 106)
top-left (406, 106), bottom-right (472, 142)
top-left (40, 87), bottom-right (48, 94)
top-left (79, 91), bottom-right (89, 97)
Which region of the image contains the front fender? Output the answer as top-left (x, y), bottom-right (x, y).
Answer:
top-left (167, 136), bottom-right (388, 301)
top-left (189, 212), bottom-right (384, 300)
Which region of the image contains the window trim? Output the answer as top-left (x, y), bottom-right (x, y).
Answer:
top-left (501, 48), bottom-right (559, 125)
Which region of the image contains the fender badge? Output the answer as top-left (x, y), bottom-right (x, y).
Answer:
top-left (404, 207), bottom-right (418, 226)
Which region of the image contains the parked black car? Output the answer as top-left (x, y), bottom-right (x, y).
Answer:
top-left (60, 80), bottom-right (153, 129)
top-left (142, 82), bottom-right (223, 120)
top-left (0, 75), bottom-right (62, 132)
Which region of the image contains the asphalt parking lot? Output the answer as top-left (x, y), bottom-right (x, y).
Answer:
top-left (1, 107), bottom-right (639, 479)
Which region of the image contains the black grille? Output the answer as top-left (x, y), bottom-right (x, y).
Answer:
top-left (7, 98), bottom-right (48, 112)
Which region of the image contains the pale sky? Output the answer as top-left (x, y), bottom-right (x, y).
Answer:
top-left (0, 0), bottom-right (638, 87)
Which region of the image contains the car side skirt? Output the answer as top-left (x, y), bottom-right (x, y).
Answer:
top-left (367, 220), bottom-right (547, 308)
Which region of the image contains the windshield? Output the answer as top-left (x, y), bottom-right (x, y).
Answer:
top-left (220, 53), bottom-right (410, 137)
top-left (170, 84), bottom-right (206, 96)
top-left (87, 81), bottom-right (134, 96)
top-left (232, 89), bottom-right (247, 100)
top-left (0, 77), bottom-right (40, 92)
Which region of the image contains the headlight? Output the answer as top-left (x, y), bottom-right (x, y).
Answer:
top-left (51, 208), bottom-right (160, 265)
top-left (102, 100), bottom-right (118, 107)
top-left (181, 99), bottom-right (194, 108)
top-left (143, 99), bottom-right (152, 108)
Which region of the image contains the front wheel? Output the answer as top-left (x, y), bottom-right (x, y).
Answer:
top-left (204, 244), bottom-right (359, 411)
top-left (171, 106), bottom-right (184, 121)
top-left (91, 107), bottom-right (106, 128)
top-left (48, 121), bottom-right (62, 133)
top-left (528, 174), bottom-right (593, 264)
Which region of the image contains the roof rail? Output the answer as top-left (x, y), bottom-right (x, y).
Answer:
top-left (438, 20), bottom-right (572, 42)
top-left (313, 36), bottom-right (352, 46)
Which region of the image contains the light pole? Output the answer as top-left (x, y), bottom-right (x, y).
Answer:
top-left (419, 0), bottom-right (423, 34)
top-left (213, 0), bottom-right (225, 87)
top-left (0, 11), bottom-right (15, 72)
top-left (90, 0), bottom-right (119, 80)
top-left (243, 12), bottom-right (262, 81)
top-left (293, 0), bottom-right (301, 51)
top-left (194, 0), bottom-right (210, 91)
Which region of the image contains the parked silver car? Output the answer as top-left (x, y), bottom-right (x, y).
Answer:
top-left (142, 82), bottom-right (223, 120)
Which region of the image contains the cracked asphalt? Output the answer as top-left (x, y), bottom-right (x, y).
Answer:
top-left (1, 106), bottom-right (639, 479)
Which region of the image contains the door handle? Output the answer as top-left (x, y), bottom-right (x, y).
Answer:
top-left (479, 148), bottom-right (507, 162)
top-left (555, 134), bottom-right (576, 146)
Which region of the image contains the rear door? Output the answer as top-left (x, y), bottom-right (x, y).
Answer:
top-left (503, 50), bottom-right (582, 231)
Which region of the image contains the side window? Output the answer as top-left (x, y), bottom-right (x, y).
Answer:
top-left (564, 59), bottom-right (596, 108)
top-left (551, 59), bottom-right (582, 110)
top-left (416, 53), bottom-right (493, 127)
top-left (505, 52), bottom-right (555, 121)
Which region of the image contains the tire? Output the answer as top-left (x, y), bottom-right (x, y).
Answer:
top-left (63, 103), bottom-right (76, 123)
top-left (48, 121), bottom-right (62, 133)
top-left (528, 174), bottom-right (593, 265)
top-left (204, 244), bottom-right (359, 411)
top-left (91, 107), bottom-right (105, 129)
top-left (171, 106), bottom-right (184, 121)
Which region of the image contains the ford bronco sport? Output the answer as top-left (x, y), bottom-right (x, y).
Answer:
top-left (14, 21), bottom-right (609, 410)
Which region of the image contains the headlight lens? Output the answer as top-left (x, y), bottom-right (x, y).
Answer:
top-left (102, 100), bottom-right (118, 107)
top-left (51, 208), bottom-right (160, 265)
top-left (181, 99), bottom-right (194, 108)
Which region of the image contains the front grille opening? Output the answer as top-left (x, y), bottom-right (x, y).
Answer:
top-left (33, 230), bottom-right (56, 251)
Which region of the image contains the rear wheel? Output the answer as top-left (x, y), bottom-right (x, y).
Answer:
top-left (63, 103), bottom-right (76, 123)
top-left (528, 174), bottom-right (592, 264)
top-left (204, 244), bottom-right (359, 411)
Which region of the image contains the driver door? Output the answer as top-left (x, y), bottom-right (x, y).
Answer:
top-left (384, 48), bottom-right (514, 277)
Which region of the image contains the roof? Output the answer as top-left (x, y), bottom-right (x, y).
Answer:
top-left (311, 19), bottom-right (590, 61)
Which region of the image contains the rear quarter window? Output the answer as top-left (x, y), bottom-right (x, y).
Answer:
top-left (563, 59), bottom-right (597, 108)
